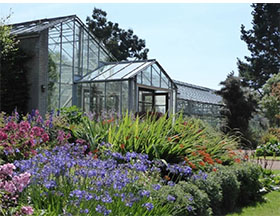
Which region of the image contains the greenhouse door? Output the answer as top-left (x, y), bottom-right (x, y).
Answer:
top-left (138, 88), bottom-right (168, 114)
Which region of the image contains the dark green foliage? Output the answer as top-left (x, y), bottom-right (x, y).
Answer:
top-left (192, 172), bottom-right (223, 215)
top-left (153, 181), bottom-right (212, 216)
top-left (0, 45), bottom-right (30, 114)
top-left (59, 106), bottom-right (84, 125)
top-left (237, 3), bottom-right (280, 93)
top-left (86, 8), bottom-right (149, 61)
top-left (216, 73), bottom-right (258, 148)
top-left (233, 163), bottom-right (263, 205)
top-left (215, 166), bottom-right (240, 213)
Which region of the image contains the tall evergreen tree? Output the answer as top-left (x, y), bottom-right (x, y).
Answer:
top-left (237, 3), bottom-right (280, 94)
top-left (86, 8), bottom-right (149, 61)
top-left (216, 73), bottom-right (257, 147)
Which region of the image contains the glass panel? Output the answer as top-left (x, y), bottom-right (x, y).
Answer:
top-left (108, 62), bottom-right (146, 80)
top-left (122, 81), bottom-right (129, 113)
top-left (47, 82), bottom-right (59, 111)
top-left (161, 73), bottom-right (169, 89)
top-left (94, 63), bottom-right (130, 81)
top-left (124, 61), bottom-right (153, 79)
top-left (91, 82), bottom-right (105, 114)
top-left (151, 66), bottom-right (160, 88)
top-left (100, 47), bottom-right (111, 62)
top-left (155, 106), bottom-right (166, 113)
top-left (60, 84), bottom-right (72, 108)
top-left (61, 65), bottom-right (72, 84)
top-left (142, 67), bottom-right (151, 86)
top-left (83, 89), bottom-right (90, 113)
top-left (155, 95), bottom-right (166, 105)
top-left (106, 81), bottom-right (121, 113)
top-left (137, 73), bottom-right (142, 84)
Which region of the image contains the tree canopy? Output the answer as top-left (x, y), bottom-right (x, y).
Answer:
top-left (259, 72), bottom-right (280, 127)
top-left (1, 14), bottom-right (29, 114)
top-left (86, 8), bottom-right (149, 61)
top-left (216, 73), bottom-right (257, 147)
top-left (237, 3), bottom-right (280, 94)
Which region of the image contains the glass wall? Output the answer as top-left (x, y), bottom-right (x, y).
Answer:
top-left (80, 80), bottom-right (129, 116)
top-left (177, 99), bottom-right (222, 127)
top-left (47, 17), bottom-right (112, 111)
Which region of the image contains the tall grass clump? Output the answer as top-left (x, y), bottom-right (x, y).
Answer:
top-left (72, 112), bottom-right (240, 169)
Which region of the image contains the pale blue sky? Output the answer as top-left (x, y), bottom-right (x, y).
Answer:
top-left (0, 3), bottom-right (253, 89)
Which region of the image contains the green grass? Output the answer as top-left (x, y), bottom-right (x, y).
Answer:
top-left (251, 156), bottom-right (280, 161)
top-left (227, 191), bottom-right (280, 216)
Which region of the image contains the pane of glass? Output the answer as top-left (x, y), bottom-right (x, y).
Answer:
top-left (100, 47), bottom-right (111, 63)
top-left (108, 62), bottom-right (146, 80)
top-left (155, 95), bottom-right (166, 105)
top-left (48, 54), bottom-right (60, 83)
top-left (79, 64), bottom-right (116, 82)
top-left (122, 81), bottom-right (129, 113)
top-left (161, 73), bottom-right (169, 89)
top-left (151, 66), bottom-right (160, 88)
top-left (47, 82), bottom-right (59, 111)
top-left (60, 84), bottom-right (73, 108)
top-left (137, 73), bottom-right (142, 84)
top-left (94, 63), bottom-right (130, 81)
top-left (106, 81), bottom-right (121, 113)
top-left (142, 67), bottom-right (151, 86)
top-left (91, 82), bottom-right (105, 114)
top-left (124, 61), bottom-right (153, 79)
top-left (83, 89), bottom-right (90, 113)
top-left (61, 65), bottom-right (73, 84)
top-left (155, 105), bottom-right (166, 113)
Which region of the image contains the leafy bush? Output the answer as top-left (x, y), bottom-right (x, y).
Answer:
top-left (191, 171), bottom-right (223, 215)
top-left (59, 106), bottom-right (84, 125)
top-left (256, 142), bottom-right (280, 157)
top-left (213, 165), bottom-right (240, 213)
top-left (153, 180), bottom-right (212, 216)
top-left (233, 163), bottom-right (262, 205)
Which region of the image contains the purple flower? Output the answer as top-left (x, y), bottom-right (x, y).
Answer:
top-left (142, 203), bottom-right (154, 211)
top-left (152, 184), bottom-right (161, 191)
top-left (139, 190), bottom-right (150, 198)
top-left (167, 195), bottom-right (176, 202)
top-left (187, 205), bottom-right (193, 212)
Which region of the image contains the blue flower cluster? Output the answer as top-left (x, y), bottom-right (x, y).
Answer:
top-left (14, 143), bottom-right (193, 215)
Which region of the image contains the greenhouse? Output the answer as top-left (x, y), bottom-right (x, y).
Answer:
top-left (76, 59), bottom-right (177, 116)
top-left (8, 14), bottom-right (222, 123)
top-left (175, 80), bottom-right (223, 126)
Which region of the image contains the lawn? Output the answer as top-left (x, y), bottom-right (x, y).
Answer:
top-left (252, 156), bottom-right (280, 161)
top-left (227, 190), bottom-right (280, 216)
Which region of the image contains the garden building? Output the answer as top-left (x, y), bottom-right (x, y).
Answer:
top-left (6, 15), bottom-right (222, 125)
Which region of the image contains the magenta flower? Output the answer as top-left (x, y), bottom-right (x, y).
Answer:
top-left (0, 131), bottom-right (8, 140)
top-left (20, 206), bottom-right (34, 215)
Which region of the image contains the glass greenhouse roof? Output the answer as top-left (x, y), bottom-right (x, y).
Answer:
top-left (10, 15), bottom-right (76, 36)
top-left (174, 80), bottom-right (223, 105)
top-left (77, 60), bottom-right (177, 90)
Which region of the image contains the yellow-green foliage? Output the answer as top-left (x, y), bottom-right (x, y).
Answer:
top-left (73, 113), bottom-right (239, 166)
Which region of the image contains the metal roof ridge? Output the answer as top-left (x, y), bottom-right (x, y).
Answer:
top-left (9, 15), bottom-right (77, 27)
top-left (173, 79), bottom-right (217, 92)
top-left (101, 59), bottom-right (156, 65)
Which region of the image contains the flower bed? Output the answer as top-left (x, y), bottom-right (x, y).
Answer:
top-left (0, 109), bottom-right (265, 216)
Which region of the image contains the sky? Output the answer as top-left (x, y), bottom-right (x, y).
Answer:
top-left (0, 2), bottom-right (253, 90)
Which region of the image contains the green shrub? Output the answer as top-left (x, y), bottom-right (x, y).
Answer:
top-left (59, 106), bottom-right (84, 125)
top-left (192, 172), bottom-right (223, 215)
top-left (232, 163), bottom-right (262, 205)
top-left (214, 165), bottom-right (240, 213)
top-left (153, 181), bottom-right (212, 216)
